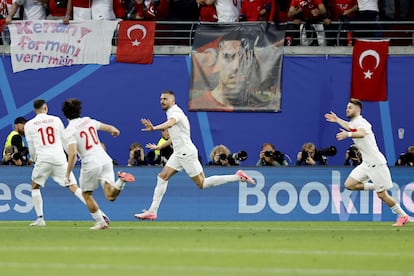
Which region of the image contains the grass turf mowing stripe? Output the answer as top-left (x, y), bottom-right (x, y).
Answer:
top-left (0, 221), bottom-right (412, 276)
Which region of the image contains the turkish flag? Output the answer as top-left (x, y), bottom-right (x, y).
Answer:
top-left (116, 21), bottom-right (155, 64)
top-left (351, 39), bottom-right (389, 101)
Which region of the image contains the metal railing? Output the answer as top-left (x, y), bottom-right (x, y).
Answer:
top-left (1, 20), bottom-right (414, 56)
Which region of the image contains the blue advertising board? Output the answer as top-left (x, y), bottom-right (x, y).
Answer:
top-left (1, 166), bottom-right (413, 222)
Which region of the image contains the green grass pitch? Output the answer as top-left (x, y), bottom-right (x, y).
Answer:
top-left (0, 221), bottom-right (413, 276)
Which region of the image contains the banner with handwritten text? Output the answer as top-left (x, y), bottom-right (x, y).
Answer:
top-left (8, 20), bottom-right (118, 73)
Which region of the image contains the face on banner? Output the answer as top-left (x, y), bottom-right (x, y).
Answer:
top-left (189, 24), bottom-right (284, 112)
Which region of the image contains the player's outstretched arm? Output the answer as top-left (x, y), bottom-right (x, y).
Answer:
top-left (99, 123), bottom-right (120, 137)
top-left (325, 111), bottom-right (349, 130)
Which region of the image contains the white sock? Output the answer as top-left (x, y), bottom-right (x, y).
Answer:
top-left (148, 176), bottom-right (168, 214)
top-left (363, 182), bottom-right (375, 190)
top-left (99, 209), bottom-right (108, 220)
top-left (74, 188), bottom-right (86, 204)
top-left (91, 211), bottom-right (105, 224)
top-left (391, 204), bottom-right (407, 217)
top-left (113, 178), bottom-right (125, 190)
top-left (31, 189), bottom-right (43, 218)
top-left (202, 175), bottom-right (239, 189)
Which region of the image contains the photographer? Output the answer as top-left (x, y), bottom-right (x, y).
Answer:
top-left (256, 143), bottom-right (288, 166)
top-left (207, 145), bottom-right (248, 166)
top-left (2, 116), bottom-right (30, 166)
top-left (395, 146), bottom-right (414, 167)
top-left (2, 145), bottom-right (23, 166)
top-left (296, 142), bottom-right (336, 166)
top-left (344, 144), bottom-right (362, 166)
top-left (127, 142), bottom-right (147, 166)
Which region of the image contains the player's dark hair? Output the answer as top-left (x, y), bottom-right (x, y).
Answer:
top-left (62, 98), bottom-right (82, 120)
top-left (349, 98), bottom-right (362, 110)
top-left (33, 99), bottom-right (46, 110)
top-left (162, 90), bottom-right (175, 97)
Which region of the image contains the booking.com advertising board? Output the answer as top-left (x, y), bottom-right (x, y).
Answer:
top-left (1, 166), bottom-right (413, 222)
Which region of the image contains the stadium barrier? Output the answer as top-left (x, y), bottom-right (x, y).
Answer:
top-left (1, 166), bottom-right (413, 222)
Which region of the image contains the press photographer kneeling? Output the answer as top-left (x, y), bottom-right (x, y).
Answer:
top-left (296, 143), bottom-right (337, 166)
top-left (208, 145), bottom-right (248, 166)
top-left (127, 142), bottom-right (147, 166)
top-left (344, 144), bottom-right (362, 166)
top-left (256, 143), bottom-right (288, 166)
top-left (395, 146), bottom-right (414, 166)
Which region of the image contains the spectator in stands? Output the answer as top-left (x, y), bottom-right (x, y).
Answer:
top-left (197, 0), bottom-right (217, 22)
top-left (286, 0), bottom-right (327, 46)
top-left (239, 0), bottom-right (273, 22)
top-left (296, 142), bottom-right (329, 166)
top-left (344, 144), bottom-right (362, 166)
top-left (5, 0), bottom-right (24, 21)
top-left (353, 0), bottom-right (381, 39)
top-left (2, 116), bottom-right (30, 166)
top-left (214, 0), bottom-right (240, 22)
top-left (154, 0), bottom-right (169, 20)
top-left (395, 145), bottom-right (414, 166)
top-left (113, 0), bottom-right (126, 18)
top-left (125, 0), bottom-right (156, 19)
top-left (1, 0), bottom-right (6, 18)
top-left (47, 0), bottom-right (72, 23)
top-left (6, 0), bottom-right (47, 24)
top-left (128, 142), bottom-right (147, 166)
top-left (256, 142), bottom-right (288, 166)
top-left (67, 0), bottom-right (116, 20)
top-left (324, 0), bottom-right (358, 46)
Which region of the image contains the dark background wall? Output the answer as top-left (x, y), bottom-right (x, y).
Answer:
top-left (1, 55), bottom-right (413, 166)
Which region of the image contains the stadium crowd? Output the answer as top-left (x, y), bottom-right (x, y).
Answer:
top-left (1, 0), bottom-right (414, 46)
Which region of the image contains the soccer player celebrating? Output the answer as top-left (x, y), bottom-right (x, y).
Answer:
top-left (25, 99), bottom-right (94, 226)
top-left (325, 98), bottom-right (409, 227)
top-left (134, 90), bottom-right (255, 221)
top-left (62, 98), bottom-right (135, 230)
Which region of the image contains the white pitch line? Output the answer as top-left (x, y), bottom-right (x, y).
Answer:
top-left (0, 246), bottom-right (413, 258)
top-left (0, 262), bottom-right (412, 276)
top-left (0, 225), bottom-right (411, 232)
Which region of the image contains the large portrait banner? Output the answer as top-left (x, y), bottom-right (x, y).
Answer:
top-left (189, 23), bottom-right (285, 112)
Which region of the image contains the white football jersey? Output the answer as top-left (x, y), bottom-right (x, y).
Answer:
top-left (24, 113), bottom-right (67, 164)
top-left (166, 104), bottom-right (197, 156)
top-left (64, 117), bottom-right (112, 166)
top-left (348, 115), bottom-right (386, 165)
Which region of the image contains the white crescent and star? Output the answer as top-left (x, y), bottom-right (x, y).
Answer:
top-left (358, 49), bottom-right (380, 79)
top-left (127, 24), bottom-right (147, 47)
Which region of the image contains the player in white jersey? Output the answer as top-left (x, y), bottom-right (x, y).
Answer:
top-left (134, 90), bottom-right (255, 221)
top-left (24, 99), bottom-right (91, 227)
top-left (325, 98), bottom-right (409, 227)
top-left (62, 98), bottom-right (135, 230)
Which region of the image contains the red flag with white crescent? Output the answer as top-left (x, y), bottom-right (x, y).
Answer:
top-left (116, 21), bottom-right (155, 64)
top-left (350, 39), bottom-right (389, 101)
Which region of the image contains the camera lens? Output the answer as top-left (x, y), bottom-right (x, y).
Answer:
top-left (219, 153), bottom-right (227, 160)
top-left (264, 151), bottom-right (272, 157)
